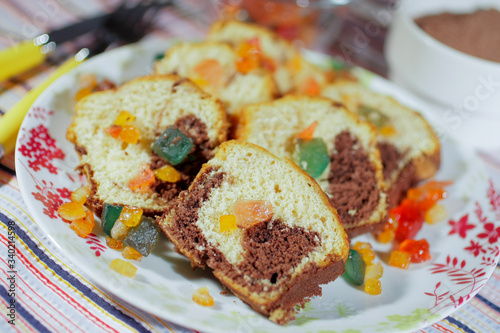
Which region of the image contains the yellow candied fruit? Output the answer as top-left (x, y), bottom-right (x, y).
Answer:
top-left (380, 125), bottom-right (397, 137)
top-left (377, 228), bottom-right (395, 244)
top-left (220, 215), bottom-right (237, 233)
top-left (233, 200), bottom-right (273, 229)
top-left (192, 287), bottom-right (214, 307)
top-left (286, 56), bottom-right (302, 72)
top-left (79, 73), bottom-right (98, 90)
top-left (75, 87), bottom-right (93, 102)
top-left (425, 204), bottom-right (447, 224)
top-left (105, 236), bottom-right (123, 250)
top-left (119, 125), bottom-right (140, 144)
top-left (191, 76), bottom-right (208, 87)
top-left (71, 185), bottom-right (91, 205)
top-left (365, 262), bottom-right (384, 281)
top-left (109, 258), bottom-right (137, 278)
top-left (122, 246), bottom-right (143, 261)
top-left (118, 206), bottom-right (143, 227)
top-left (389, 250), bottom-right (411, 269)
top-left (358, 248), bottom-right (376, 266)
top-left (353, 241), bottom-right (372, 251)
top-left (114, 111), bottom-right (135, 126)
top-left (57, 202), bottom-right (86, 221)
top-left (154, 165), bottom-right (181, 183)
top-left (365, 278), bottom-right (382, 295)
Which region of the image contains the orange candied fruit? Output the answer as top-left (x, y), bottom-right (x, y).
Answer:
top-left (75, 87), bottom-right (92, 102)
top-left (114, 111), bottom-right (135, 127)
top-left (365, 278), bottom-right (382, 295)
top-left (154, 165), bottom-right (181, 183)
top-left (104, 125), bottom-right (122, 139)
top-left (118, 206), bottom-right (143, 227)
top-left (286, 56), bottom-right (302, 72)
top-left (297, 121), bottom-right (318, 140)
top-left (380, 125), bottom-right (397, 137)
top-left (122, 246), bottom-right (143, 261)
top-left (192, 287), bottom-right (214, 307)
top-left (399, 239), bottom-right (431, 263)
top-left (193, 59), bottom-right (224, 87)
top-left (236, 38), bottom-right (261, 74)
top-left (105, 236), bottom-right (123, 250)
top-left (220, 215), bottom-right (237, 233)
top-left (57, 202), bottom-right (86, 221)
top-left (109, 258), bottom-right (137, 278)
top-left (128, 165), bottom-right (155, 192)
top-left (71, 185), bottom-right (91, 205)
top-left (69, 208), bottom-right (95, 238)
top-left (119, 125), bottom-right (140, 144)
top-left (233, 200), bottom-right (273, 229)
top-left (261, 57), bottom-right (276, 72)
top-left (302, 77), bottom-right (320, 96)
top-left (389, 250), bottom-right (411, 269)
top-left (236, 55), bottom-right (260, 74)
top-left (377, 228), bottom-right (395, 244)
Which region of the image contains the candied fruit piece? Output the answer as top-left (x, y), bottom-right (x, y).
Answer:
top-left (392, 200), bottom-right (425, 242)
top-left (286, 56), bottom-right (302, 72)
top-left (109, 258), bottom-right (137, 278)
top-left (353, 241), bottom-right (372, 251)
top-left (151, 127), bottom-right (193, 166)
top-left (79, 73), bottom-right (98, 90)
top-left (294, 138), bottom-right (330, 179)
top-left (58, 202), bottom-right (86, 221)
top-left (302, 77), bottom-right (320, 96)
top-left (236, 56), bottom-right (260, 74)
top-left (343, 249), bottom-right (366, 285)
top-left (297, 121), bottom-right (318, 140)
top-left (71, 185), bottom-right (90, 205)
top-left (380, 125), bottom-right (396, 137)
top-left (128, 165), bottom-right (155, 192)
top-left (425, 204), bottom-right (447, 224)
top-left (105, 236), bottom-right (123, 250)
top-left (123, 217), bottom-right (160, 257)
top-left (192, 287), bottom-right (214, 307)
top-left (365, 262), bottom-right (384, 281)
top-left (261, 57), bottom-right (276, 72)
top-left (236, 38), bottom-right (261, 74)
top-left (120, 125), bottom-right (140, 144)
top-left (104, 125), bottom-right (122, 139)
top-left (193, 59), bottom-right (223, 87)
top-left (389, 250), bottom-right (411, 269)
top-left (358, 248), bottom-right (376, 266)
top-left (220, 215), bottom-right (237, 233)
top-left (70, 215), bottom-right (94, 238)
top-left (114, 111), bottom-right (135, 126)
top-left (111, 219), bottom-right (129, 241)
top-left (399, 239), bottom-right (431, 263)
top-left (75, 87), bottom-right (92, 101)
top-left (233, 200), bottom-right (273, 229)
top-left (377, 228), bottom-right (395, 244)
top-left (154, 165), bottom-right (181, 183)
top-left (118, 206), bottom-right (143, 227)
top-left (122, 246), bottom-right (143, 261)
top-left (101, 203), bottom-right (123, 237)
top-left (357, 105), bottom-right (389, 128)
top-left (365, 278), bottom-right (382, 295)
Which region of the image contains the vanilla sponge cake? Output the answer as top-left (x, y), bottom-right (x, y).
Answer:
top-left (321, 81), bottom-right (440, 207)
top-left (158, 140), bottom-right (349, 324)
top-left (67, 75), bottom-right (228, 216)
top-left (154, 41), bottom-right (277, 115)
top-left (207, 20), bottom-right (328, 95)
top-left (235, 95), bottom-right (387, 237)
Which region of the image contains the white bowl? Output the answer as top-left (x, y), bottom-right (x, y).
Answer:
top-left (385, 0), bottom-right (500, 150)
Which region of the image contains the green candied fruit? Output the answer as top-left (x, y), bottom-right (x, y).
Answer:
top-left (101, 204), bottom-right (123, 237)
top-left (154, 52), bottom-right (165, 61)
top-left (357, 105), bottom-right (389, 129)
top-left (343, 249), bottom-right (366, 286)
top-left (151, 127), bottom-right (193, 166)
top-left (293, 138), bottom-right (330, 179)
top-left (123, 217), bottom-right (160, 257)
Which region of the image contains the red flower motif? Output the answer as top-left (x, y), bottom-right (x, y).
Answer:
top-left (477, 223), bottom-right (500, 244)
top-left (464, 240), bottom-right (486, 257)
top-left (448, 214), bottom-right (476, 238)
top-left (18, 123), bottom-right (65, 175)
top-left (56, 188), bottom-right (72, 199)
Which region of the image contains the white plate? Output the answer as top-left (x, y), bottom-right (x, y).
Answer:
top-left (16, 40), bottom-right (500, 333)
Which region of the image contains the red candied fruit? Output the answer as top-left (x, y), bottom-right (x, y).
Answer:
top-left (399, 239), bottom-right (431, 263)
top-left (393, 199), bottom-right (425, 242)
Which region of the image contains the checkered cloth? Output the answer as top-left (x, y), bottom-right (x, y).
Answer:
top-left (0, 1), bottom-right (498, 332)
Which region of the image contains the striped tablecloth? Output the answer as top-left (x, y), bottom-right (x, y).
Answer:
top-left (0, 1), bottom-right (499, 332)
